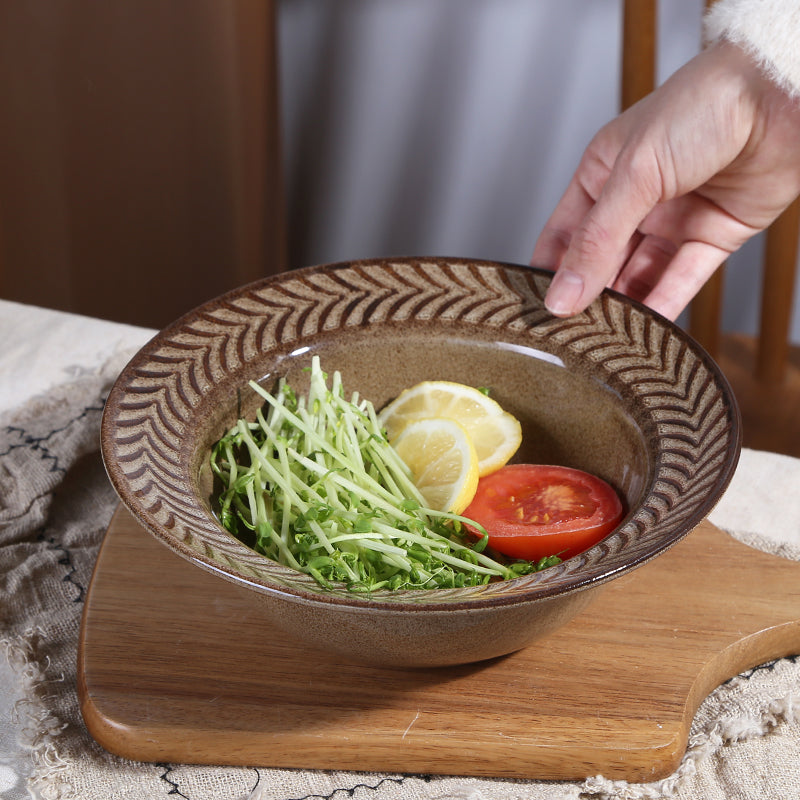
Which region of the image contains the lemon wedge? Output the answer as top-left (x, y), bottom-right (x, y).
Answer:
top-left (390, 418), bottom-right (480, 514)
top-left (379, 381), bottom-right (522, 477)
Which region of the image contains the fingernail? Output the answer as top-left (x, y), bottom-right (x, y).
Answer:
top-left (545, 269), bottom-right (584, 316)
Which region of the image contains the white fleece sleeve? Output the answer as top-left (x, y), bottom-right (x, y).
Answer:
top-left (704, 0), bottom-right (800, 99)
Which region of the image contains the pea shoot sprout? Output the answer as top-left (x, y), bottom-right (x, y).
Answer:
top-left (210, 357), bottom-right (559, 592)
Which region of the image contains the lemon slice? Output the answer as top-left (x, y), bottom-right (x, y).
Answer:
top-left (391, 418), bottom-right (480, 514)
top-left (379, 381), bottom-right (522, 476)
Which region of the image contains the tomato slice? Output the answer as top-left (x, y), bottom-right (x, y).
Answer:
top-left (462, 464), bottom-right (624, 561)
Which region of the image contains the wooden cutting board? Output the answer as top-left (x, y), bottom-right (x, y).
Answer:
top-left (78, 506), bottom-right (800, 782)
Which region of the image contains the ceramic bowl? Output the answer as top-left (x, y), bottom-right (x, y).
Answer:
top-left (101, 257), bottom-right (741, 667)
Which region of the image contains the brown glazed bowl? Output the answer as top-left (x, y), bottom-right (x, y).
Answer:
top-left (101, 257), bottom-right (741, 667)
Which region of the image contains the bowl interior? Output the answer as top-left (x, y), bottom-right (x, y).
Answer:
top-left (194, 326), bottom-right (651, 526)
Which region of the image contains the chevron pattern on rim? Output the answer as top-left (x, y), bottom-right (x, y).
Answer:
top-left (102, 258), bottom-right (740, 605)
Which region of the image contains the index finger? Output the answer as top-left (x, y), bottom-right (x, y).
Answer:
top-left (542, 149), bottom-right (663, 316)
top-left (531, 175), bottom-right (597, 269)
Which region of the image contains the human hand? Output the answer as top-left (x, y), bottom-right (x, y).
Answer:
top-left (532, 41), bottom-right (800, 320)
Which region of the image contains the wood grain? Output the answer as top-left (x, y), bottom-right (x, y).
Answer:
top-left (717, 333), bottom-right (800, 458)
top-left (621, 0), bottom-right (656, 111)
top-left (78, 506), bottom-right (800, 782)
top-left (0, 1), bottom-right (286, 328)
top-left (757, 197), bottom-right (800, 384)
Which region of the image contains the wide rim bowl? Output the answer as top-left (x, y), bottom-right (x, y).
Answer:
top-left (101, 257), bottom-right (742, 611)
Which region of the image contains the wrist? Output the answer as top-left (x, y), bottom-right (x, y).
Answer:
top-left (704, 0), bottom-right (800, 101)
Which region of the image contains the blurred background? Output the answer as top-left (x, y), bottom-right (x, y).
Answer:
top-left (0, 0), bottom-right (783, 337)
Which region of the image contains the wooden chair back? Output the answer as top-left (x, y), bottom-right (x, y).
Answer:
top-left (621, 0), bottom-right (800, 384)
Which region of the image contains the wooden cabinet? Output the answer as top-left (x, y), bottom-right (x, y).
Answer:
top-left (0, 0), bottom-right (285, 328)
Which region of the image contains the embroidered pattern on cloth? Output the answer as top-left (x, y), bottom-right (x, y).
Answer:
top-left (1, 363), bottom-right (799, 800)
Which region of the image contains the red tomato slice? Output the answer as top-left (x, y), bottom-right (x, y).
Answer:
top-left (462, 464), bottom-right (624, 561)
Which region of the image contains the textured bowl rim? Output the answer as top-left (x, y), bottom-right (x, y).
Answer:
top-left (101, 257), bottom-right (742, 611)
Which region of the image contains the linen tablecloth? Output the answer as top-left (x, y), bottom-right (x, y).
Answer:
top-left (1, 299), bottom-right (799, 800)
